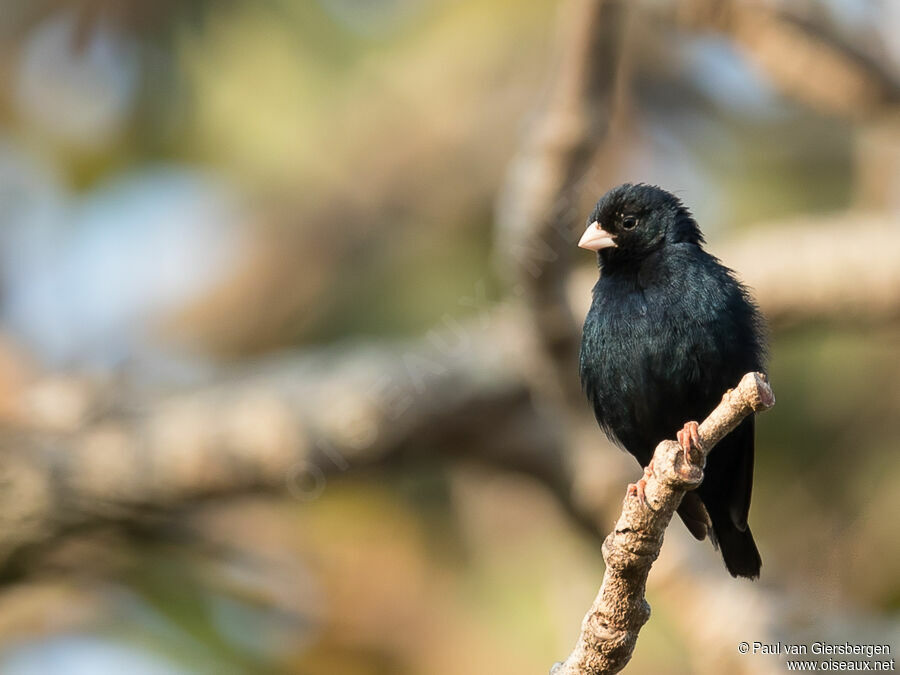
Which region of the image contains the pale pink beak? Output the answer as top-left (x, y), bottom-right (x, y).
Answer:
top-left (578, 221), bottom-right (616, 251)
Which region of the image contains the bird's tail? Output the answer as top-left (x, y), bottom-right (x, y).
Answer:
top-left (709, 507), bottom-right (761, 579)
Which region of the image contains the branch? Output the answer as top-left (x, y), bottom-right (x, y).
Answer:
top-left (716, 213), bottom-right (900, 326)
top-left (0, 317), bottom-right (579, 578)
top-left (674, 0), bottom-right (900, 117)
top-left (495, 0), bottom-right (629, 408)
top-left (552, 372), bottom-right (776, 675)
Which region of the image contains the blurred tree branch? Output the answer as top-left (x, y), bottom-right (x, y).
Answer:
top-left (552, 373), bottom-right (776, 675)
top-left (0, 315), bottom-right (585, 578)
top-left (675, 0), bottom-right (900, 118)
top-left (495, 0), bottom-right (629, 409)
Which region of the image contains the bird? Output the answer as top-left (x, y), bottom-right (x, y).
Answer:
top-left (578, 183), bottom-right (766, 579)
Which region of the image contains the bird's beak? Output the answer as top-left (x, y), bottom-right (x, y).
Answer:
top-left (578, 221), bottom-right (616, 251)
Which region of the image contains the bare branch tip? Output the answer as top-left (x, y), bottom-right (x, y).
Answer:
top-left (749, 371), bottom-right (776, 410)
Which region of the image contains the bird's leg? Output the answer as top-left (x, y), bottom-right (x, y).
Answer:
top-left (676, 421), bottom-right (702, 464)
top-left (627, 459), bottom-right (655, 506)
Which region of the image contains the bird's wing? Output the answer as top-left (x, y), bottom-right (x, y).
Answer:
top-left (677, 492), bottom-right (712, 540)
top-left (700, 416), bottom-right (755, 532)
top-left (728, 416), bottom-right (755, 531)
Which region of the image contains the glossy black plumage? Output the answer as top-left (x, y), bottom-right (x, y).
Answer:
top-left (579, 184), bottom-right (766, 579)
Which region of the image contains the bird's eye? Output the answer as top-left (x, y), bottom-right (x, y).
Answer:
top-left (622, 215), bottom-right (638, 230)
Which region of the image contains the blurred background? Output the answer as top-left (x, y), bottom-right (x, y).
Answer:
top-left (0, 0), bottom-right (899, 673)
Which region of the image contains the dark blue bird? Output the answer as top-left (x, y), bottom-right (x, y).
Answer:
top-left (578, 184), bottom-right (766, 578)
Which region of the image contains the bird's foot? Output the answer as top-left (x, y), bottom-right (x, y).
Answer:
top-left (676, 421), bottom-right (702, 464)
top-left (627, 460), bottom-right (655, 507)
top-left (626, 479), bottom-right (648, 506)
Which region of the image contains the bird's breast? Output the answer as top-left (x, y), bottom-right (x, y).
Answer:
top-left (581, 283), bottom-right (711, 429)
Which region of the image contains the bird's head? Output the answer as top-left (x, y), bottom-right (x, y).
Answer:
top-left (578, 184), bottom-right (704, 266)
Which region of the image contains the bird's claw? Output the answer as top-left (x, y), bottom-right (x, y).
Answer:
top-left (676, 421), bottom-right (702, 464)
top-left (626, 479), bottom-right (648, 505)
top-left (627, 460), bottom-right (655, 507)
